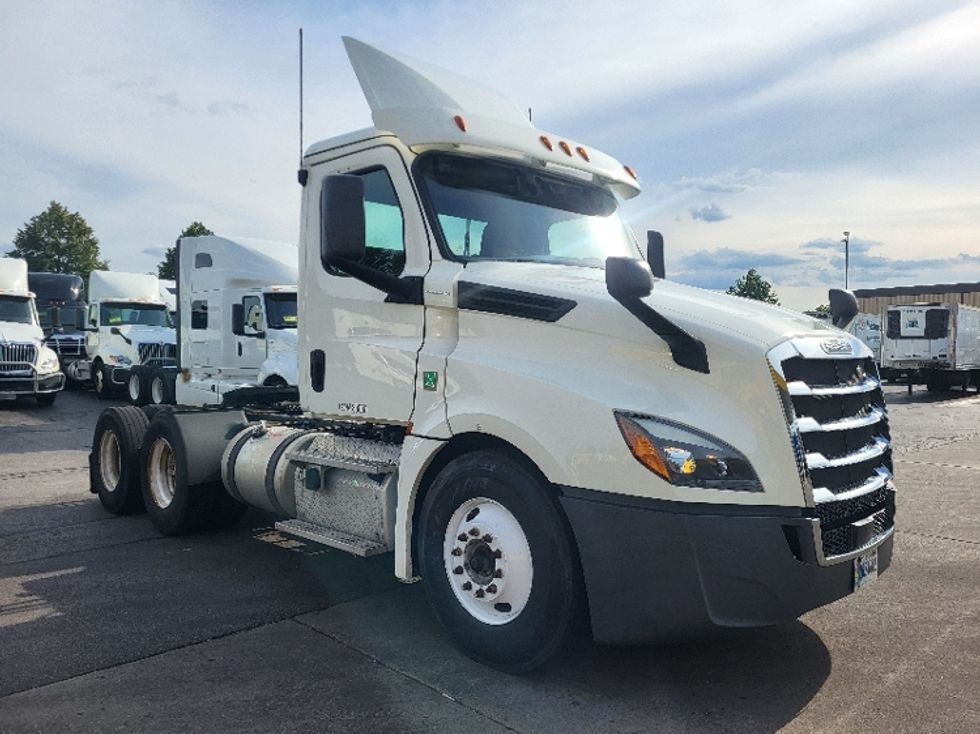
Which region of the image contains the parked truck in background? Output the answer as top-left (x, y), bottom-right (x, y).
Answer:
top-left (881, 302), bottom-right (980, 390)
top-left (172, 236), bottom-right (299, 406)
top-left (88, 37), bottom-right (896, 671)
top-left (0, 259), bottom-right (65, 406)
top-left (159, 279), bottom-right (177, 321)
top-left (78, 270), bottom-right (177, 402)
top-left (28, 271), bottom-right (88, 385)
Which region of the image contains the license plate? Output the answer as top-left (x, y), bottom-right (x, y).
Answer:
top-left (853, 548), bottom-right (878, 590)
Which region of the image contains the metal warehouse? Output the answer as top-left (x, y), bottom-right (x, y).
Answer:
top-left (854, 281), bottom-right (980, 315)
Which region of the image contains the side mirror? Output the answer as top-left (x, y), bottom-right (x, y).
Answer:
top-left (829, 288), bottom-right (859, 329)
top-left (646, 231), bottom-right (666, 279)
top-left (110, 326), bottom-right (121, 336)
top-left (76, 310), bottom-right (87, 330)
top-left (320, 174), bottom-right (366, 268)
top-left (50, 308), bottom-right (62, 329)
top-left (231, 304), bottom-right (244, 336)
top-left (605, 257), bottom-right (653, 301)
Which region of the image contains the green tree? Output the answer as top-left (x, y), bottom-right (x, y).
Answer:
top-left (813, 303), bottom-right (831, 313)
top-left (8, 201), bottom-right (109, 282)
top-left (157, 221), bottom-right (214, 279)
top-left (726, 268), bottom-right (780, 305)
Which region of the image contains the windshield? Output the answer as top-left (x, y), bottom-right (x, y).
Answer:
top-left (100, 302), bottom-right (172, 327)
top-left (0, 296), bottom-right (37, 325)
top-left (264, 293), bottom-right (298, 329)
top-left (417, 152), bottom-right (641, 268)
top-left (38, 304), bottom-right (85, 332)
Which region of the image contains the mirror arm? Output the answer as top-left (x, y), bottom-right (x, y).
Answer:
top-left (332, 257), bottom-right (423, 306)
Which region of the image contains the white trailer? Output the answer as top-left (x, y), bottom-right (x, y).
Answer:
top-left (881, 302), bottom-right (980, 390)
top-left (75, 270), bottom-right (177, 401)
top-left (89, 37), bottom-right (896, 671)
top-left (173, 236), bottom-right (299, 406)
top-left (0, 258), bottom-right (65, 406)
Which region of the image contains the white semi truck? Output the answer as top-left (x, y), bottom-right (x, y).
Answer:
top-left (0, 258), bottom-right (65, 406)
top-left (172, 235), bottom-right (299, 406)
top-left (881, 302), bottom-right (980, 390)
top-left (77, 270), bottom-right (177, 402)
top-left (89, 38), bottom-right (896, 671)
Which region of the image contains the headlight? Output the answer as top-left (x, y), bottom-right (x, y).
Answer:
top-left (38, 354), bottom-right (60, 372)
top-left (107, 355), bottom-right (132, 366)
top-left (614, 412), bottom-right (762, 491)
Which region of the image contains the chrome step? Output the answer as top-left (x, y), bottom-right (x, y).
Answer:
top-left (274, 519), bottom-right (389, 557)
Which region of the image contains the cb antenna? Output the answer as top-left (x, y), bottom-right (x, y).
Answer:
top-left (297, 28), bottom-right (307, 185)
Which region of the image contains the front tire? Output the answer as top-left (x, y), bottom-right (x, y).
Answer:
top-left (91, 406), bottom-right (150, 514)
top-left (149, 368), bottom-right (173, 405)
top-left (93, 360), bottom-right (113, 400)
top-left (418, 450), bottom-right (583, 672)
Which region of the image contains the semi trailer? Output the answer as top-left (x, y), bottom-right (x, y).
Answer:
top-left (28, 271), bottom-right (88, 383)
top-left (89, 37), bottom-right (896, 671)
top-left (172, 235), bottom-right (299, 406)
top-left (881, 302), bottom-right (980, 390)
top-left (75, 270), bottom-right (177, 401)
top-left (0, 259), bottom-right (65, 406)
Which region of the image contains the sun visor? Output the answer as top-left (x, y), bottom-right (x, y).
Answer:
top-left (342, 37), bottom-right (641, 198)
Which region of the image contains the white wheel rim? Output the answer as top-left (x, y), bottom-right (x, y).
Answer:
top-left (443, 497), bottom-right (533, 625)
top-left (128, 373), bottom-right (140, 401)
top-left (148, 437), bottom-right (177, 509)
top-left (98, 429), bottom-right (122, 491)
top-left (151, 377), bottom-right (164, 404)
top-left (95, 369), bottom-right (104, 392)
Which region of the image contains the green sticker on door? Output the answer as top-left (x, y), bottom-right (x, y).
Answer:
top-left (423, 371), bottom-right (439, 391)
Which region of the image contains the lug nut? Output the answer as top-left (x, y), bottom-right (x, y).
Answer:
top-left (487, 584), bottom-right (497, 594)
top-left (462, 582), bottom-right (472, 591)
top-left (468, 527), bottom-right (480, 536)
top-left (475, 589), bottom-right (485, 598)
top-left (457, 534), bottom-right (468, 542)
top-left (483, 534), bottom-right (493, 543)
top-left (452, 566), bottom-right (463, 575)
top-left (493, 569), bottom-right (503, 578)
top-left (492, 549), bottom-right (502, 559)
top-left (451, 547), bottom-right (462, 556)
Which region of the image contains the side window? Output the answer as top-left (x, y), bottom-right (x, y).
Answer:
top-left (242, 295), bottom-right (262, 332)
top-left (191, 300), bottom-right (208, 330)
top-left (195, 253), bottom-right (213, 268)
top-left (89, 304), bottom-right (98, 327)
top-left (361, 168), bottom-right (406, 275)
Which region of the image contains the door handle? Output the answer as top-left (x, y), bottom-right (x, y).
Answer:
top-left (237, 342), bottom-right (243, 356)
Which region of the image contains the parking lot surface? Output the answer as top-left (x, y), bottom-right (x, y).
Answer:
top-left (1, 387), bottom-right (978, 733)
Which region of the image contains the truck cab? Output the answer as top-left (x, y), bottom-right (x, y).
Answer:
top-left (83, 270), bottom-right (176, 400)
top-left (0, 259), bottom-right (65, 406)
top-left (28, 271), bottom-right (87, 383)
top-left (174, 236), bottom-right (299, 406)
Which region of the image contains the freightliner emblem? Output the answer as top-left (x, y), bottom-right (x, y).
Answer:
top-left (820, 337), bottom-right (853, 355)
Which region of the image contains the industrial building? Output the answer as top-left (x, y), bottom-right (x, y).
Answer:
top-left (854, 282), bottom-right (980, 315)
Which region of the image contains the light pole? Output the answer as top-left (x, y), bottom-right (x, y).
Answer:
top-left (841, 231), bottom-right (850, 289)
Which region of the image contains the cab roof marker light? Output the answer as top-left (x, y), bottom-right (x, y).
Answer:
top-left (539, 135), bottom-right (553, 151)
top-left (558, 141), bottom-right (573, 156)
top-left (576, 146), bottom-right (590, 162)
top-left (624, 165), bottom-right (638, 180)
top-left (453, 115), bottom-right (467, 132)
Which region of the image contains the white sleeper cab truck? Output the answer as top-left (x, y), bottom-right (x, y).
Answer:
top-left (89, 38), bottom-right (896, 671)
top-left (82, 270), bottom-right (177, 402)
top-left (159, 279), bottom-right (177, 321)
top-left (174, 235), bottom-right (299, 406)
top-left (881, 302), bottom-right (980, 390)
top-left (0, 258), bottom-right (65, 406)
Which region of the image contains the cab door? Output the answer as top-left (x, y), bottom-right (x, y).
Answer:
top-left (235, 294), bottom-right (267, 377)
top-left (301, 145), bottom-right (429, 424)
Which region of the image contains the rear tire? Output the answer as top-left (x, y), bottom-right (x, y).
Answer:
top-left (418, 450), bottom-right (583, 673)
top-left (140, 412), bottom-right (246, 535)
top-left (127, 370), bottom-right (150, 406)
top-left (149, 368), bottom-right (173, 405)
top-left (91, 406), bottom-right (150, 514)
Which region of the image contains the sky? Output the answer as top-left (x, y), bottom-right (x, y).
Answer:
top-left (1, 0), bottom-right (978, 311)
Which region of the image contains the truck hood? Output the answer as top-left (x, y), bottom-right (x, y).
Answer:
top-left (460, 261), bottom-right (837, 352)
top-left (114, 325), bottom-right (176, 344)
top-left (0, 322), bottom-right (44, 345)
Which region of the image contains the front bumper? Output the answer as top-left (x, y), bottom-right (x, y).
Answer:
top-left (0, 370), bottom-right (65, 395)
top-left (559, 486), bottom-right (893, 644)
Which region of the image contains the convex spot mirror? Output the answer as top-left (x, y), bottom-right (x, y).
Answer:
top-left (829, 288), bottom-right (859, 329)
top-left (606, 256), bottom-right (654, 301)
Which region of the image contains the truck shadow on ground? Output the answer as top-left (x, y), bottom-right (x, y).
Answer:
top-left (883, 386), bottom-right (980, 405)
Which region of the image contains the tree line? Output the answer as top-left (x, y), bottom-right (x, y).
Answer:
top-left (3, 201), bottom-right (212, 283)
top-left (5, 201), bottom-right (793, 307)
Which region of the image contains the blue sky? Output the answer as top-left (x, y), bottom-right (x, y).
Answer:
top-left (1, 0), bottom-right (978, 310)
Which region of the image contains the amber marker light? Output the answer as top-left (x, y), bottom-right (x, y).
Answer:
top-left (576, 146), bottom-right (590, 161)
top-left (624, 165), bottom-right (638, 180)
top-left (615, 413), bottom-right (671, 482)
top-left (453, 115), bottom-right (467, 132)
top-left (558, 140), bottom-right (573, 156)
top-left (539, 135), bottom-right (553, 151)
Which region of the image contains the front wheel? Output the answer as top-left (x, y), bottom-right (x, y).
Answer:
top-left (149, 368), bottom-right (174, 405)
top-left (418, 450), bottom-right (583, 672)
top-left (127, 371), bottom-right (149, 406)
top-left (93, 360), bottom-right (113, 399)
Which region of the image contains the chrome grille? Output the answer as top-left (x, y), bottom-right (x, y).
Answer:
top-left (50, 336), bottom-right (84, 356)
top-left (0, 343), bottom-right (37, 375)
top-left (771, 341), bottom-right (896, 562)
top-left (137, 342), bottom-right (176, 365)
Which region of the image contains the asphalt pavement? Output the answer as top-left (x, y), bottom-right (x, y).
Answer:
top-left (0, 386), bottom-right (978, 733)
